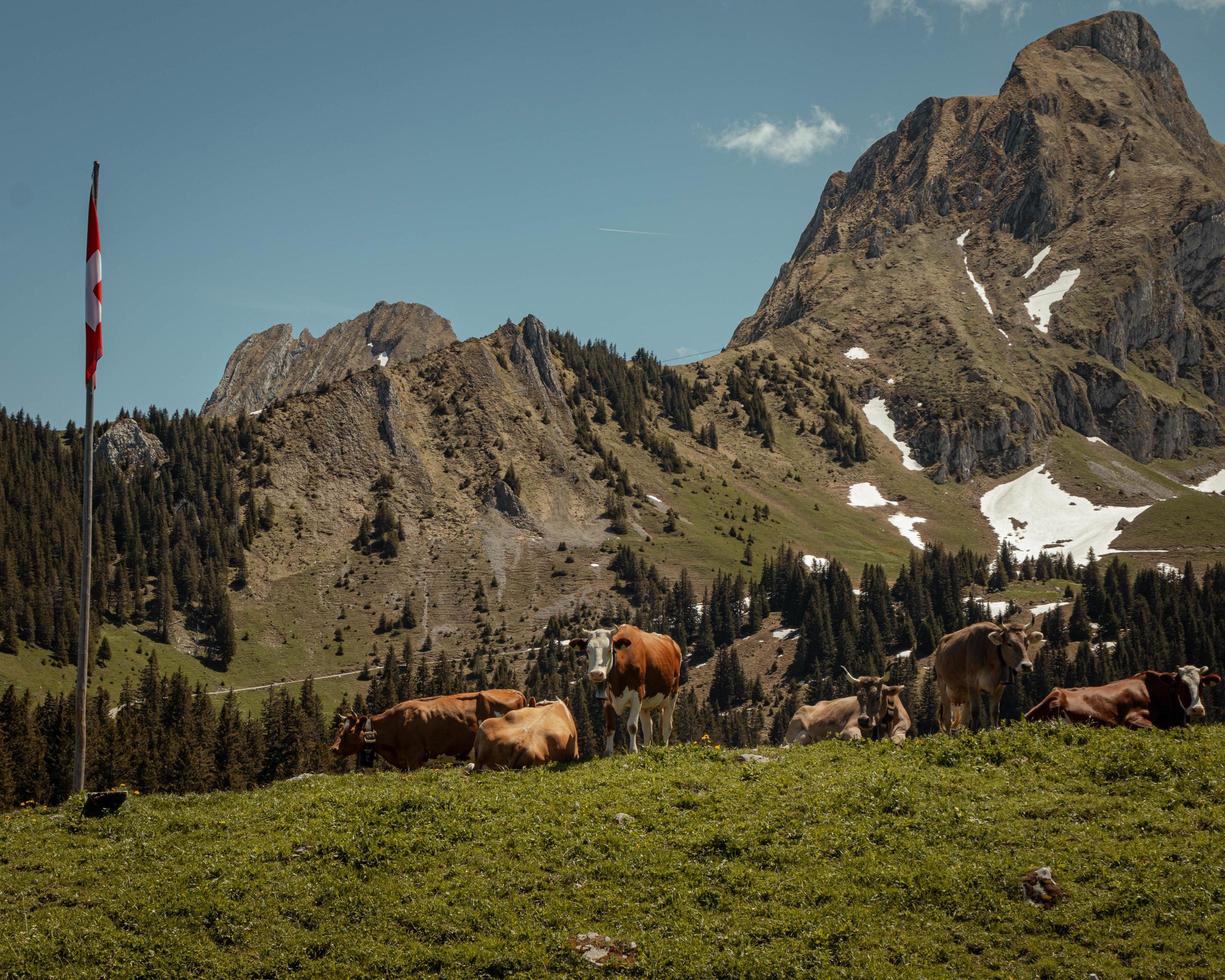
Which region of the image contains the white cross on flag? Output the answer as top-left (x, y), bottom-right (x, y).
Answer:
top-left (85, 177), bottom-right (102, 388)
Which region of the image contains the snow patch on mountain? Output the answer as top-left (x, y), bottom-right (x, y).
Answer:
top-left (1024, 269), bottom-right (1081, 333)
top-left (863, 397), bottom-right (923, 471)
top-left (980, 465), bottom-right (1148, 563)
top-left (956, 230), bottom-right (994, 316)
top-left (1023, 245), bottom-right (1051, 280)
top-left (1191, 468), bottom-right (1225, 494)
top-left (844, 347), bottom-right (869, 360)
top-left (848, 482), bottom-right (896, 508)
top-left (888, 514), bottom-right (926, 549)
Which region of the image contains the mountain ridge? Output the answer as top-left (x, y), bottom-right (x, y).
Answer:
top-left (202, 300), bottom-right (457, 417)
top-left (731, 10), bottom-right (1225, 482)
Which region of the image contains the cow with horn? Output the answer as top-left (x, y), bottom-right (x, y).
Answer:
top-left (933, 612), bottom-right (1044, 733)
top-left (784, 664), bottom-right (904, 744)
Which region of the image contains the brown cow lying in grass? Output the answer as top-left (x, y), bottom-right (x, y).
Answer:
top-left (784, 667), bottom-right (907, 744)
top-left (471, 699), bottom-right (580, 771)
top-left (1025, 665), bottom-right (1220, 729)
top-left (330, 689), bottom-right (526, 770)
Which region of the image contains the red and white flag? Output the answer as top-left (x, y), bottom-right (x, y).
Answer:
top-left (85, 174), bottom-right (102, 387)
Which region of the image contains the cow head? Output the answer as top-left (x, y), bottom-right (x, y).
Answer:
top-left (843, 665), bottom-right (893, 732)
top-left (329, 711), bottom-right (371, 757)
top-left (987, 613), bottom-right (1044, 674)
top-left (570, 628), bottom-right (617, 685)
top-left (1176, 665), bottom-right (1221, 720)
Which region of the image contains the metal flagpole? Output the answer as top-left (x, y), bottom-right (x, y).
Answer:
top-left (72, 162), bottom-right (99, 795)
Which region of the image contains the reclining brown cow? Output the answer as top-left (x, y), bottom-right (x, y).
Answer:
top-left (934, 614), bottom-right (1044, 732)
top-left (784, 666), bottom-right (906, 744)
top-left (1025, 665), bottom-right (1220, 729)
top-left (874, 682), bottom-right (912, 745)
top-left (471, 699), bottom-right (580, 771)
top-left (330, 689), bottom-right (526, 770)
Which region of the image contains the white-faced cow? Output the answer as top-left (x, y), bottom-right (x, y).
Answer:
top-left (1025, 665), bottom-right (1221, 729)
top-left (570, 624), bottom-right (681, 756)
top-left (934, 614), bottom-right (1044, 732)
top-left (784, 666), bottom-right (904, 744)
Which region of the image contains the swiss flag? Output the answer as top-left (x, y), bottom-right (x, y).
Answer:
top-left (85, 175), bottom-right (102, 388)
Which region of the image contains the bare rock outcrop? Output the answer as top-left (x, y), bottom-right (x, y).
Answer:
top-left (202, 301), bottom-right (456, 417)
top-left (95, 418), bottom-right (168, 471)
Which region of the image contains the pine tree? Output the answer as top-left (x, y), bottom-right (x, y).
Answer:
top-left (1067, 594), bottom-right (1092, 642)
top-left (213, 588), bottom-right (238, 670)
top-left (0, 607), bottom-right (17, 654)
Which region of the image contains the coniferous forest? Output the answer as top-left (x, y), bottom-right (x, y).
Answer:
top-left (2, 381), bottom-right (1225, 811)
top-left (0, 407), bottom-right (255, 665)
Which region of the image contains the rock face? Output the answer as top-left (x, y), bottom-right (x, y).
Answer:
top-left (95, 418), bottom-right (168, 471)
top-left (731, 11), bottom-right (1225, 480)
top-left (202, 301), bottom-right (456, 417)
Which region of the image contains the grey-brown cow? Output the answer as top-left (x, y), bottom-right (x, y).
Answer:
top-left (934, 614), bottom-right (1044, 732)
top-left (874, 683), bottom-right (912, 745)
top-left (784, 667), bottom-right (902, 744)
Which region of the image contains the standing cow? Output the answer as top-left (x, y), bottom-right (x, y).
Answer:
top-left (472, 699), bottom-right (580, 770)
top-left (784, 666), bottom-right (902, 744)
top-left (570, 625), bottom-right (681, 756)
top-left (934, 614), bottom-right (1044, 732)
top-left (330, 689), bottom-right (526, 770)
top-left (1025, 665), bottom-right (1220, 729)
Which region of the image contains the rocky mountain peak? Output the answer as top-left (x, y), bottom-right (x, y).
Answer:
top-left (202, 301), bottom-right (457, 417)
top-left (497, 315), bottom-right (562, 396)
top-left (730, 12), bottom-right (1225, 482)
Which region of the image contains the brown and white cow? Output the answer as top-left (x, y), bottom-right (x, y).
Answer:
top-left (471, 699), bottom-right (580, 771)
top-left (784, 666), bottom-right (903, 745)
top-left (329, 688), bottom-right (526, 770)
top-left (1025, 665), bottom-right (1221, 729)
top-left (934, 615), bottom-right (1044, 732)
top-left (570, 625), bottom-right (681, 756)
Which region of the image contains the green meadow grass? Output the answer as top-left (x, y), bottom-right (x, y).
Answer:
top-left (2, 725), bottom-right (1222, 977)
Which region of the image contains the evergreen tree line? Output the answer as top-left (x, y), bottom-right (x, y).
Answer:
top-left (0, 407), bottom-right (255, 668)
top-left (550, 331), bottom-right (709, 439)
top-left (724, 361), bottom-right (775, 448)
top-left (0, 654), bottom-right (329, 810)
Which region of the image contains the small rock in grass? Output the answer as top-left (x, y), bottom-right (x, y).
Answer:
top-left (737, 753), bottom-right (771, 764)
top-left (568, 933), bottom-right (638, 967)
top-left (1021, 866), bottom-right (1064, 907)
top-left (612, 812), bottom-right (634, 827)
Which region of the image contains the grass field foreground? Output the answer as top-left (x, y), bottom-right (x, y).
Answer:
top-left (2, 726), bottom-right (1223, 977)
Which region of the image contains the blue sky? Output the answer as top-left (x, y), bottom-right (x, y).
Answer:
top-left (2, 0), bottom-right (1222, 426)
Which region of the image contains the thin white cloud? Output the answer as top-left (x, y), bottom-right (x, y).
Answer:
top-left (1133, 0), bottom-right (1225, 9)
top-left (868, 0), bottom-right (932, 27)
top-left (867, 0), bottom-right (1029, 26)
top-left (711, 107), bottom-right (846, 165)
top-left (597, 227), bottom-right (671, 236)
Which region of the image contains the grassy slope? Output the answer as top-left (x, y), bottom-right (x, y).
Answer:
top-left (3, 726), bottom-right (1223, 978)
